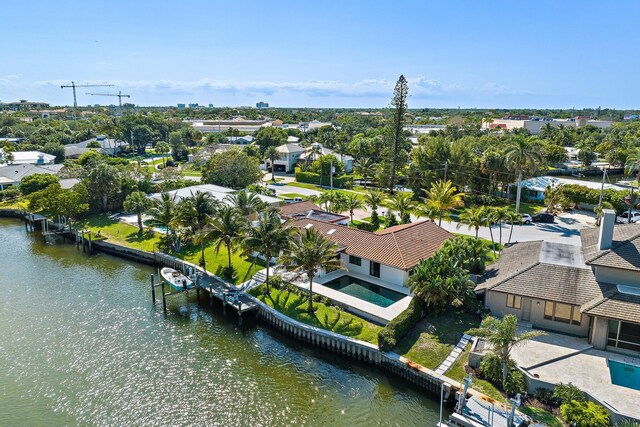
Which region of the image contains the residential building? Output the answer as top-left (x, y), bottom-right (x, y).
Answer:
top-left (256, 101), bottom-right (269, 109)
top-left (477, 210), bottom-right (640, 355)
top-left (299, 142), bottom-right (354, 173)
top-left (0, 150), bottom-right (55, 165)
top-left (64, 135), bottom-right (128, 158)
top-left (279, 201), bottom-right (349, 225)
top-left (150, 184), bottom-right (280, 206)
top-left (226, 135), bottom-right (254, 145)
top-left (272, 142), bottom-right (305, 172)
top-left (482, 116), bottom-right (613, 134)
top-left (0, 164), bottom-right (64, 190)
top-left (188, 118), bottom-right (271, 134)
top-left (0, 100), bottom-right (50, 111)
top-left (518, 175), bottom-right (626, 202)
top-left (404, 124), bottom-right (446, 134)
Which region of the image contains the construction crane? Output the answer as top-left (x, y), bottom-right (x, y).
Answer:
top-left (87, 91), bottom-right (131, 115)
top-left (60, 81), bottom-right (114, 120)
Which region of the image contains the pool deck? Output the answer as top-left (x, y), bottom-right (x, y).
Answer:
top-left (294, 271), bottom-right (412, 325)
top-left (511, 326), bottom-right (640, 419)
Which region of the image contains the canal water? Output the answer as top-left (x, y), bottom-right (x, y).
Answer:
top-left (0, 219), bottom-right (443, 426)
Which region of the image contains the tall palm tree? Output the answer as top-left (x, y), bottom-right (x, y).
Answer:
top-left (198, 205), bottom-right (244, 276)
top-left (280, 227), bottom-right (342, 312)
top-left (425, 180), bottom-right (464, 226)
top-left (344, 193), bottom-right (362, 224)
top-left (456, 205), bottom-right (487, 239)
top-left (625, 148), bottom-right (640, 187)
top-left (491, 206), bottom-right (512, 247)
top-left (364, 189), bottom-right (384, 215)
top-left (179, 191), bottom-right (219, 236)
top-left (505, 137), bottom-right (542, 213)
top-left (468, 315), bottom-right (545, 386)
top-left (388, 192), bottom-right (415, 224)
top-left (504, 208), bottom-right (522, 245)
top-left (263, 146), bottom-right (279, 182)
top-left (147, 193), bottom-right (180, 251)
top-left (243, 208), bottom-right (293, 293)
top-left (354, 158), bottom-right (376, 188)
top-left (225, 190), bottom-right (265, 217)
top-left (123, 191), bottom-right (152, 235)
top-left (155, 141), bottom-right (170, 168)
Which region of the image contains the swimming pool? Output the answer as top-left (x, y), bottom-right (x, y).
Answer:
top-left (609, 360), bottom-right (640, 390)
top-left (322, 276), bottom-right (406, 308)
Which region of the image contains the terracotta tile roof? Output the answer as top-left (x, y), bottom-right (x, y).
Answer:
top-left (278, 201), bottom-right (322, 217)
top-left (581, 224), bottom-right (640, 271)
top-left (289, 219), bottom-right (452, 270)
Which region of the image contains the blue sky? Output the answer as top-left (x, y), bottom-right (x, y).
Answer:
top-left (1, 1), bottom-right (639, 108)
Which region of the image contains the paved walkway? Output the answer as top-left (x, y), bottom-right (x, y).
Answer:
top-left (435, 334), bottom-right (471, 375)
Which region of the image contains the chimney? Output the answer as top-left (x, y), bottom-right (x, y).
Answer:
top-left (598, 209), bottom-right (616, 250)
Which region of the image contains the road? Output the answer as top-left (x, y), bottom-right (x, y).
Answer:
top-left (266, 183), bottom-right (323, 197)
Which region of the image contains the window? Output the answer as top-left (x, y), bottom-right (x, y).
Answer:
top-left (369, 261), bottom-right (380, 278)
top-left (608, 320), bottom-right (640, 352)
top-left (543, 302), bottom-right (581, 326)
top-left (348, 255), bottom-right (361, 266)
top-left (506, 294), bottom-right (522, 309)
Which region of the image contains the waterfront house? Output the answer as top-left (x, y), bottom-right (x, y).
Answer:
top-left (476, 210), bottom-right (640, 355)
top-left (0, 163), bottom-right (64, 190)
top-left (150, 184), bottom-right (281, 206)
top-left (279, 200), bottom-right (349, 225)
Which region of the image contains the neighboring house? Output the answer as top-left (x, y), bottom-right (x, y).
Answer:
top-left (65, 135), bottom-right (128, 158)
top-left (273, 142), bottom-right (305, 173)
top-left (482, 116), bottom-right (613, 134)
top-left (517, 176), bottom-right (626, 202)
top-left (150, 184), bottom-right (281, 206)
top-left (0, 150), bottom-right (55, 165)
top-left (477, 210), bottom-right (640, 355)
top-left (289, 218), bottom-right (453, 294)
top-left (0, 164), bottom-right (64, 190)
top-left (226, 136), bottom-right (254, 145)
top-left (299, 142), bottom-right (354, 173)
top-left (279, 201), bottom-right (349, 225)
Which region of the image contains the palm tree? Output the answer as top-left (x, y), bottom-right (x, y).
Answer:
top-left (280, 227), bottom-right (342, 312)
top-left (364, 189), bottom-right (384, 214)
top-left (504, 208), bottom-right (522, 245)
top-left (123, 191), bottom-right (152, 235)
top-left (594, 201), bottom-right (614, 226)
top-left (505, 137), bottom-right (542, 213)
top-left (388, 192), bottom-right (415, 224)
top-left (263, 146), bottom-right (279, 182)
top-left (198, 205), bottom-right (244, 276)
top-left (147, 193), bottom-right (180, 251)
top-left (491, 206), bottom-right (512, 247)
top-left (456, 205), bottom-right (487, 239)
top-left (344, 193), bottom-right (362, 224)
top-left (179, 191), bottom-right (219, 236)
top-left (467, 315), bottom-right (545, 386)
top-left (425, 180), bottom-right (464, 226)
top-left (243, 208), bottom-right (293, 293)
top-left (225, 190), bottom-right (265, 217)
top-left (354, 158), bottom-right (376, 188)
top-left (625, 148), bottom-right (640, 187)
top-left (155, 141), bottom-right (170, 168)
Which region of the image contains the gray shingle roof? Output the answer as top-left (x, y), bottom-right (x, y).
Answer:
top-left (582, 287), bottom-right (640, 324)
top-left (581, 224), bottom-right (640, 272)
top-left (475, 241), bottom-right (543, 292)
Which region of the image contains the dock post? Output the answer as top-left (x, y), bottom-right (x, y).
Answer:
top-left (161, 280), bottom-right (167, 312)
top-left (81, 231), bottom-right (86, 252)
top-left (151, 274), bottom-right (156, 304)
top-left (209, 285), bottom-right (214, 307)
top-left (88, 233), bottom-right (92, 253)
top-left (238, 301), bottom-right (243, 326)
top-left (222, 292), bottom-right (227, 316)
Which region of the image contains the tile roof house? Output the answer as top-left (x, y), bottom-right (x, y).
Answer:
top-left (289, 218), bottom-right (453, 294)
top-left (278, 201), bottom-right (349, 224)
top-left (476, 210), bottom-right (640, 355)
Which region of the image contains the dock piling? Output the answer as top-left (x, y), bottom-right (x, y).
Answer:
top-left (151, 275), bottom-right (156, 304)
top-left (161, 281), bottom-right (167, 312)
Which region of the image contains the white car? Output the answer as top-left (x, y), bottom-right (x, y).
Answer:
top-left (521, 214), bottom-right (533, 224)
top-left (617, 211), bottom-right (640, 224)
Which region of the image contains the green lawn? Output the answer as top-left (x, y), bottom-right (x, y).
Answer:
top-left (0, 197), bottom-right (29, 210)
top-left (77, 214), bottom-right (261, 284)
top-left (520, 406), bottom-right (564, 427)
top-left (279, 193), bottom-right (307, 199)
top-left (287, 181), bottom-right (325, 191)
top-left (446, 347), bottom-right (503, 401)
top-left (251, 285), bottom-right (381, 344)
top-left (393, 309), bottom-right (480, 370)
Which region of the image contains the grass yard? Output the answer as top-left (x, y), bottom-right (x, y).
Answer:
top-left (519, 406), bottom-right (564, 427)
top-left (251, 285), bottom-right (381, 344)
top-left (0, 197), bottom-right (29, 210)
top-left (446, 348), bottom-right (503, 401)
top-left (287, 181), bottom-right (325, 191)
top-left (77, 214), bottom-right (161, 252)
top-left (279, 193), bottom-right (307, 199)
top-left (393, 309), bottom-right (480, 370)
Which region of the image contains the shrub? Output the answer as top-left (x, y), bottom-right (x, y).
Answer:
top-left (355, 221), bottom-right (378, 232)
top-left (503, 370), bottom-right (526, 395)
top-left (295, 170), bottom-right (353, 188)
top-left (478, 353), bottom-right (504, 383)
top-left (269, 275), bottom-right (283, 290)
top-left (562, 184), bottom-right (628, 213)
top-left (534, 388), bottom-right (557, 405)
top-left (478, 353), bottom-right (524, 393)
top-left (0, 186), bottom-right (20, 200)
top-left (553, 382), bottom-right (585, 403)
top-left (19, 174), bottom-right (59, 195)
top-left (165, 159), bottom-right (175, 167)
top-left (560, 400), bottom-right (610, 427)
top-left (377, 298), bottom-right (424, 351)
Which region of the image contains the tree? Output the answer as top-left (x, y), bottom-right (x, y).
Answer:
top-left (505, 137), bottom-right (542, 213)
top-left (263, 146), bottom-right (279, 181)
top-left (82, 162), bottom-right (121, 212)
top-left (408, 252), bottom-right (473, 312)
top-left (0, 145), bottom-right (14, 165)
top-left (354, 158), bottom-right (376, 188)
top-left (388, 192), bottom-right (414, 224)
top-left (199, 205), bottom-right (244, 276)
top-left (624, 148), bottom-right (640, 185)
top-left (42, 142), bottom-right (66, 164)
top-left (344, 193), bottom-right (362, 224)
top-left (155, 141), bottom-right (171, 167)
top-left (27, 183), bottom-right (88, 225)
top-left (123, 191), bottom-right (152, 235)
top-left (19, 174), bottom-right (59, 195)
top-left (280, 227), bottom-right (342, 312)
top-left (467, 315), bottom-right (545, 385)
top-left (224, 190), bottom-right (265, 217)
top-left (78, 150), bottom-right (103, 166)
top-left (504, 208), bottom-right (522, 245)
top-left (456, 206), bottom-right (487, 239)
top-left (425, 180), bottom-right (464, 226)
top-left (147, 192), bottom-right (180, 251)
top-left (255, 127), bottom-right (287, 153)
top-left (439, 236), bottom-right (490, 275)
top-left (87, 140), bottom-right (102, 148)
top-left (544, 184), bottom-right (568, 214)
top-left (386, 75), bottom-right (409, 193)
top-left (364, 189), bottom-right (384, 229)
top-left (594, 201), bottom-right (614, 226)
top-left (168, 131), bottom-right (188, 161)
top-left (243, 208), bottom-right (293, 292)
top-left (202, 148), bottom-right (262, 189)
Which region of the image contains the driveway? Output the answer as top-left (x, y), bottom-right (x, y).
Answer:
top-left (266, 183), bottom-right (322, 197)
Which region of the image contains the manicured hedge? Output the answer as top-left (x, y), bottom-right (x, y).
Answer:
top-left (378, 298), bottom-right (425, 351)
top-left (295, 171), bottom-right (353, 188)
top-left (562, 184), bottom-right (630, 213)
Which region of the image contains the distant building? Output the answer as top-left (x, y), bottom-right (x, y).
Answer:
top-left (65, 135), bottom-right (128, 158)
top-left (299, 142), bottom-right (354, 173)
top-left (188, 103), bottom-right (199, 108)
top-left (208, 104), bottom-right (214, 108)
top-left (188, 119), bottom-right (271, 134)
top-left (0, 100), bottom-right (50, 111)
top-left (177, 104), bottom-right (186, 109)
top-left (226, 136), bottom-right (254, 145)
top-left (256, 101), bottom-right (269, 109)
top-left (273, 143), bottom-right (306, 173)
top-left (518, 176), bottom-right (626, 202)
top-left (482, 115), bottom-right (613, 134)
top-left (0, 149), bottom-right (55, 165)
top-left (150, 184), bottom-right (280, 206)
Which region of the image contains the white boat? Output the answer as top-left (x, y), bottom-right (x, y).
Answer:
top-left (160, 267), bottom-right (194, 291)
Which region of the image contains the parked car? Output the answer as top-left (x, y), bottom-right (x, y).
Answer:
top-left (532, 213), bottom-right (555, 223)
top-left (617, 211), bottom-right (640, 224)
top-left (283, 197), bottom-right (304, 204)
top-left (506, 214), bottom-right (532, 224)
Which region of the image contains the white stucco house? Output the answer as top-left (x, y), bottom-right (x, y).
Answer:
top-left (272, 142), bottom-right (305, 173)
